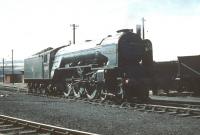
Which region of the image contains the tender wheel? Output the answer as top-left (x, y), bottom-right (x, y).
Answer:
top-left (42, 84), bottom-right (48, 95)
top-left (47, 84), bottom-right (53, 95)
top-left (34, 83), bottom-right (39, 94)
top-left (39, 84), bottom-right (46, 95)
top-left (27, 83), bottom-right (33, 93)
top-left (63, 83), bottom-right (72, 97)
top-left (85, 83), bottom-right (98, 100)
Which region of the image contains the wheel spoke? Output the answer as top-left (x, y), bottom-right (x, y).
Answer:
top-left (63, 83), bottom-right (72, 97)
top-left (100, 88), bottom-right (107, 101)
top-left (72, 83), bottom-right (81, 98)
top-left (85, 85), bottom-right (98, 100)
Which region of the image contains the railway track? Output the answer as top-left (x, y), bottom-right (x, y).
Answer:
top-left (0, 115), bottom-right (97, 135)
top-left (27, 93), bottom-right (200, 119)
top-left (1, 84), bottom-right (200, 119)
top-left (81, 99), bottom-right (200, 118)
top-left (129, 103), bottom-right (200, 118)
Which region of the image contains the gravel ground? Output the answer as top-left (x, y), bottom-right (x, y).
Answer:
top-left (0, 90), bottom-right (200, 135)
top-left (150, 95), bottom-right (200, 103)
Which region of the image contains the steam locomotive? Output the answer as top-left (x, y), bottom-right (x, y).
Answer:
top-left (24, 29), bottom-right (153, 101)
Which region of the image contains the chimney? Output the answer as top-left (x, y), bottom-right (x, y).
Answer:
top-left (136, 25), bottom-right (141, 38)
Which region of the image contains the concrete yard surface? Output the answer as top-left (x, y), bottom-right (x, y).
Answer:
top-left (0, 90), bottom-right (200, 135)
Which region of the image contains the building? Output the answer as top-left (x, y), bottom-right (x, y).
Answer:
top-left (0, 60), bottom-right (24, 83)
top-left (4, 71), bottom-right (24, 83)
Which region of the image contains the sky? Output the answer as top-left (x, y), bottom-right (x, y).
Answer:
top-left (0, 0), bottom-right (199, 61)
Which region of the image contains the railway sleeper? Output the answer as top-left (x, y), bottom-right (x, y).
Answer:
top-left (145, 106), bottom-right (156, 112)
top-left (0, 124), bottom-right (13, 128)
top-left (120, 102), bottom-right (131, 108)
top-left (154, 110), bottom-right (166, 113)
top-left (0, 126), bottom-right (24, 133)
top-left (154, 107), bottom-right (167, 113)
top-left (177, 113), bottom-right (191, 117)
top-left (136, 105), bottom-right (147, 111)
top-left (167, 108), bottom-right (184, 115)
top-left (191, 115), bottom-right (200, 118)
top-left (189, 109), bottom-right (200, 116)
top-left (176, 109), bottom-right (192, 117)
top-left (18, 129), bottom-right (38, 134)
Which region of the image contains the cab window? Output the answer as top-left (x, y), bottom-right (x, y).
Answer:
top-left (44, 55), bottom-right (48, 63)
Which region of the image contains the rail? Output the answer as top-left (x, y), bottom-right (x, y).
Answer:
top-left (0, 115), bottom-right (98, 135)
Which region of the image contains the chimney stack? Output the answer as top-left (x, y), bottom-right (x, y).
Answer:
top-left (136, 25), bottom-right (141, 38)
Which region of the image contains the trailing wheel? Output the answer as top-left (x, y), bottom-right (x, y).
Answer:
top-left (99, 85), bottom-right (108, 101)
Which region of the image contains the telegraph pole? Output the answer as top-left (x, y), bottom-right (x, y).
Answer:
top-left (12, 49), bottom-right (14, 84)
top-left (70, 24), bottom-right (79, 44)
top-left (142, 17), bottom-right (145, 39)
top-left (2, 58), bottom-right (4, 83)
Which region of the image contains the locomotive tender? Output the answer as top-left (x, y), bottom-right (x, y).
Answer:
top-left (176, 55), bottom-right (200, 95)
top-left (24, 29), bottom-right (153, 101)
top-left (152, 55), bottom-right (200, 96)
top-left (152, 61), bottom-right (178, 95)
